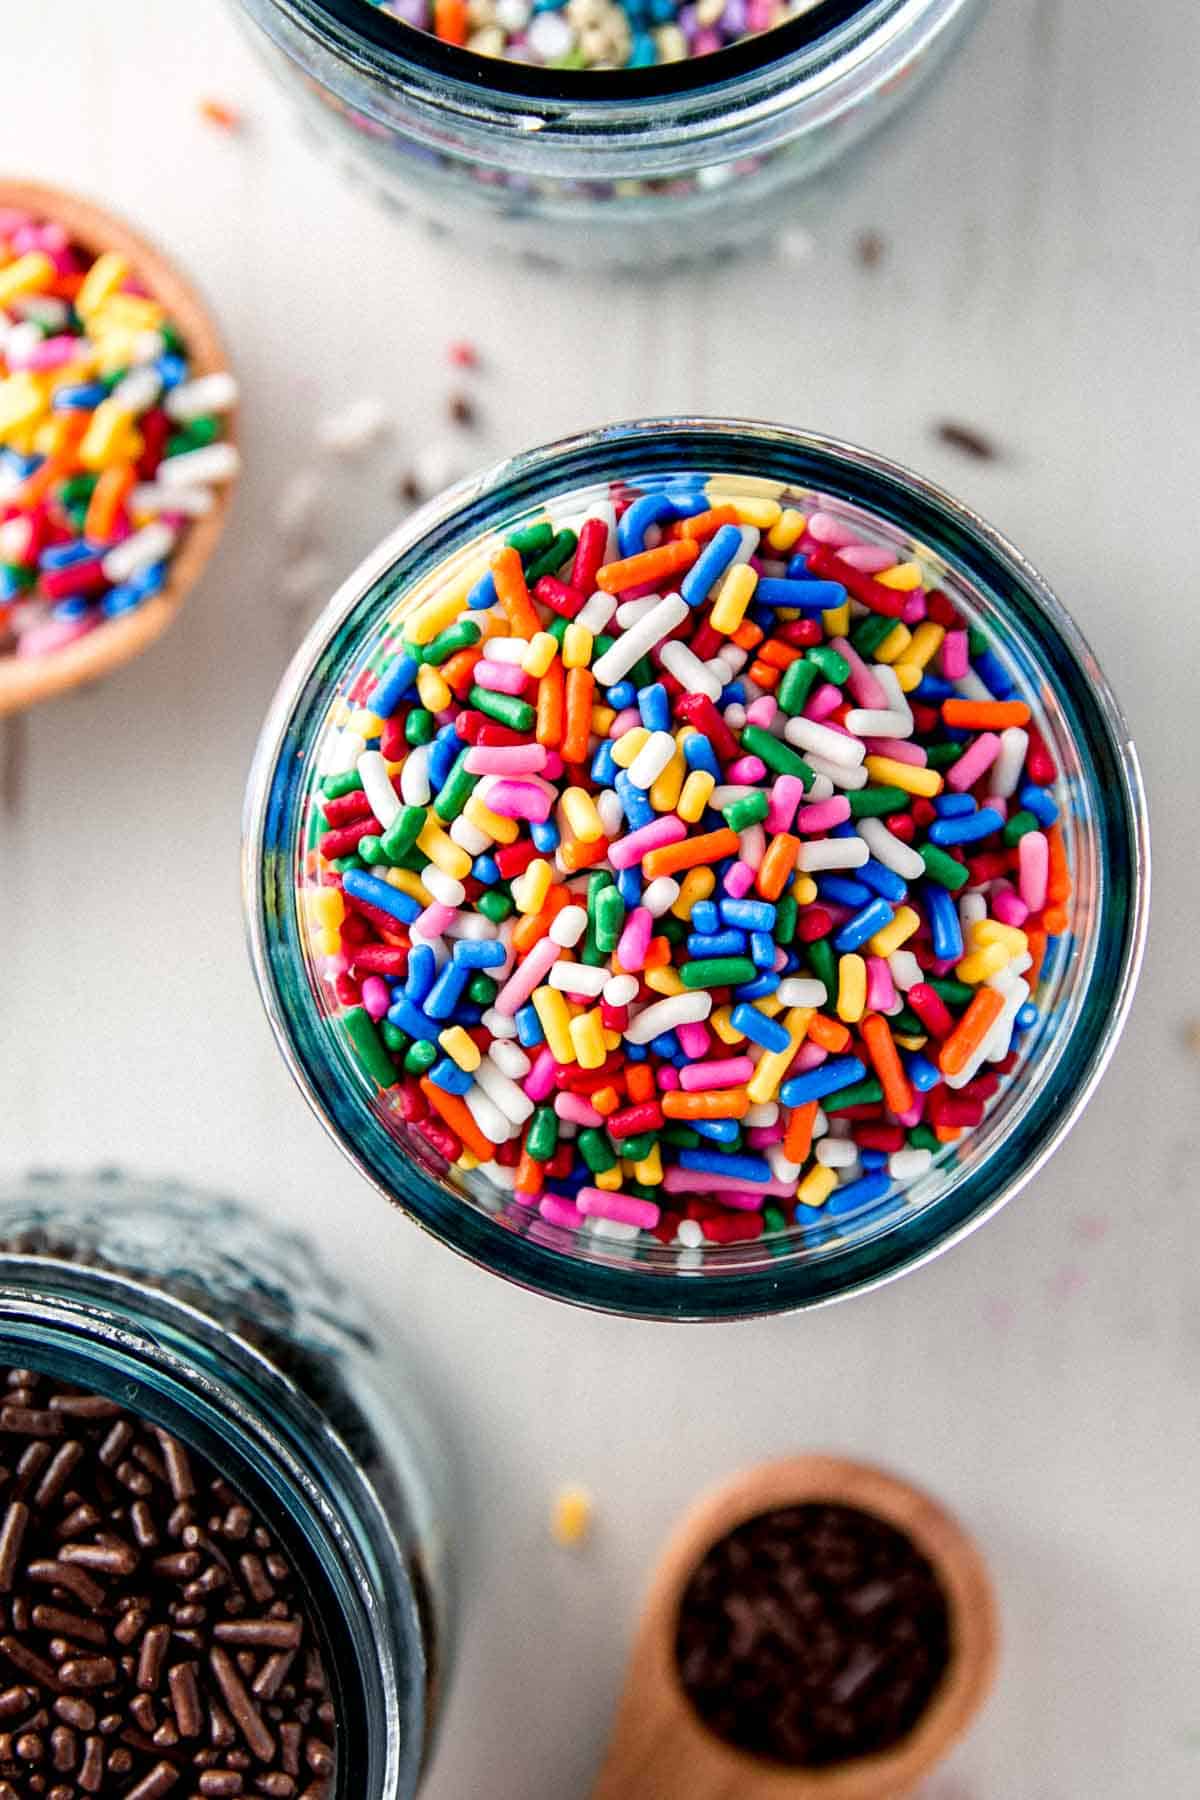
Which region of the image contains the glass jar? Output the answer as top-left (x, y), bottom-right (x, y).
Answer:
top-left (0, 1168), bottom-right (454, 1796)
top-left (244, 417), bottom-right (1149, 1321)
top-left (233, 0), bottom-right (981, 265)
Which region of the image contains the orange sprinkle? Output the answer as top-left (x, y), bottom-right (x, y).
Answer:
top-left (748, 660), bottom-right (780, 690)
top-left (666, 505), bottom-right (739, 543)
top-left (941, 699), bottom-right (1032, 730)
top-left (642, 827), bottom-right (740, 881)
top-left (1025, 927), bottom-right (1048, 989)
top-left (594, 539), bottom-right (698, 594)
top-left (934, 1125), bottom-right (964, 1144)
top-left (434, 0), bottom-right (469, 40)
top-left (1046, 823), bottom-right (1072, 903)
top-left (860, 1013), bottom-right (914, 1116)
top-left (559, 835), bottom-right (609, 875)
top-left (758, 640), bottom-right (802, 671)
top-left (592, 1086), bottom-right (621, 1116)
top-left (626, 1063), bottom-right (656, 1105)
top-left (937, 987), bottom-right (1006, 1077)
top-left (807, 1012), bottom-right (851, 1054)
top-left (643, 937), bottom-right (671, 969)
top-left (662, 1089), bottom-right (750, 1122)
top-left (515, 1148), bottom-right (545, 1195)
top-left (755, 834), bottom-right (800, 901)
top-left (731, 620), bottom-right (764, 652)
top-left (491, 545), bottom-right (540, 639)
top-left (561, 667), bottom-right (595, 764)
top-left (1042, 904), bottom-right (1070, 935)
top-left (783, 1101), bottom-right (818, 1165)
top-left (17, 443), bottom-right (81, 511)
top-left (437, 647), bottom-right (481, 699)
top-left (511, 888), bottom-right (570, 955)
top-left (199, 98), bottom-right (242, 131)
top-left (419, 1079), bottom-right (494, 1160)
top-left (536, 659), bottom-right (564, 749)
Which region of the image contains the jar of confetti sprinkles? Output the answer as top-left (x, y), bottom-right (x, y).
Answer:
top-left (0, 1170), bottom-right (454, 1797)
top-left (244, 418), bottom-right (1148, 1322)
top-left (235, 0), bottom-right (981, 265)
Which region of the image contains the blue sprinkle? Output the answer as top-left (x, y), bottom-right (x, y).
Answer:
top-left (451, 938), bottom-right (507, 968)
top-left (616, 866), bottom-right (643, 908)
top-left (680, 524), bottom-right (744, 608)
top-left (472, 854), bottom-right (499, 884)
top-left (342, 869), bottom-right (421, 924)
top-left (386, 997), bottom-right (440, 1042)
top-left (427, 1056), bottom-right (474, 1095)
top-left (605, 680), bottom-right (636, 710)
top-left (735, 972), bottom-right (780, 1001)
top-left (690, 899), bottom-right (720, 935)
top-left (779, 1057), bottom-right (867, 1107)
top-left (749, 931), bottom-right (776, 969)
top-left (914, 673), bottom-right (954, 702)
top-left (591, 742), bottom-right (617, 786)
top-left (52, 597), bottom-right (92, 621)
top-left (1020, 784), bottom-right (1058, 826)
top-left (755, 577), bottom-right (846, 612)
top-left (40, 540), bottom-right (99, 570)
top-left (691, 1117), bottom-right (741, 1144)
top-left (824, 1173), bottom-right (892, 1215)
top-left (834, 898), bottom-right (894, 953)
top-left (933, 793), bottom-right (977, 818)
top-left (683, 733), bottom-right (721, 780)
top-left (102, 583), bottom-right (143, 618)
top-left (423, 959), bottom-right (470, 1021)
top-left (649, 1031), bottom-right (683, 1061)
top-left (678, 1148), bottom-right (772, 1183)
top-left (531, 819), bottom-right (559, 852)
top-left (405, 944), bottom-right (437, 1000)
top-left (719, 682), bottom-right (745, 707)
top-left (928, 807), bottom-right (1004, 846)
top-left (369, 652), bottom-right (419, 717)
top-left (515, 1005), bottom-right (544, 1049)
top-left (974, 648), bottom-right (1015, 698)
top-left (618, 492), bottom-right (687, 558)
top-left (467, 570), bottom-right (497, 610)
top-left (687, 930), bottom-right (747, 959)
top-left (857, 860), bottom-right (908, 904)
top-left (1015, 1002), bottom-right (1040, 1031)
top-left (730, 1004), bottom-right (790, 1054)
top-left (818, 876), bottom-right (873, 909)
top-left (155, 353), bottom-right (188, 390)
top-left (615, 770), bottom-right (654, 831)
top-left (638, 682), bottom-right (670, 732)
top-left (720, 898), bottom-right (776, 932)
top-left (427, 726), bottom-right (461, 790)
top-left (904, 1052), bottom-right (941, 1092)
top-left (924, 885), bottom-right (964, 961)
top-left (52, 382), bottom-right (108, 411)
top-left (859, 1149), bottom-right (890, 1171)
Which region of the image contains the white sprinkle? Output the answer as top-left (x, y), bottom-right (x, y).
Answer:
top-left (767, 1148), bottom-right (803, 1184)
top-left (603, 974), bottom-right (638, 1006)
top-left (449, 815), bottom-right (490, 855)
top-left (596, 789), bottom-right (624, 837)
top-left (614, 594), bottom-right (660, 630)
top-left (158, 442), bottom-right (241, 486)
top-left (110, 366), bottom-right (161, 414)
top-left (400, 743), bottom-right (432, 806)
top-left (642, 877), bottom-right (680, 918)
top-left (817, 1138), bottom-right (859, 1168)
top-left (316, 395), bottom-right (390, 455)
top-left (722, 703), bottom-right (747, 730)
top-left (165, 370), bottom-right (238, 421)
top-left (844, 708), bottom-right (912, 738)
top-left (575, 591), bottom-right (616, 634)
top-left (745, 1102), bottom-right (779, 1127)
top-left (889, 1148), bottom-right (933, 1180)
top-left (592, 593), bottom-right (689, 686)
top-left (358, 750), bottom-right (402, 830)
top-left (676, 1219), bottom-right (704, 1248)
top-left (804, 752), bottom-right (869, 791)
top-left (489, 1040), bottom-right (531, 1079)
top-left (130, 481), bottom-right (214, 518)
top-left (988, 727), bottom-right (1029, 798)
top-left (474, 1056), bottom-right (534, 1124)
top-left (625, 990), bottom-right (712, 1046)
top-left (464, 1085), bottom-right (512, 1145)
top-left (628, 730), bottom-right (676, 790)
top-left (549, 905), bottom-right (588, 948)
top-left (424, 866), bottom-right (466, 907)
top-left (798, 836), bottom-right (870, 872)
top-left (777, 977), bottom-right (828, 1008)
top-left (660, 639), bottom-right (722, 702)
top-left (953, 668), bottom-right (993, 704)
top-left (959, 891), bottom-right (988, 928)
top-left (784, 716), bottom-right (867, 768)
top-left (100, 521), bottom-right (176, 584)
top-left (857, 816), bottom-right (926, 880)
top-left (482, 1007), bottom-right (518, 1039)
top-left (548, 961), bottom-right (608, 997)
top-left (888, 950), bottom-right (924, 992)
top-left (328, 729), bottom-right (365, 776)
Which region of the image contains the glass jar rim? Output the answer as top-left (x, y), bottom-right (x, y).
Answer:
top-left (244, 415), bottom-right (1150, 1322)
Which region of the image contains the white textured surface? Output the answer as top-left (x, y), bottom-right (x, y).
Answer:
top-left (0, 3), bottom-right (1196, 1794)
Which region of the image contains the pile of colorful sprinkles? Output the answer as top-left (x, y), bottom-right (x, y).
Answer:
top-left (0, 207), bottom-right (238, 659)
top-left (299, 472), bottom-right (1072, 1252)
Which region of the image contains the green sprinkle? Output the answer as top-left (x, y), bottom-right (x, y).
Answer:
top-left (433, 750), bottom-right (478, 823)
top-left (806, 644), bottom-right (851, 685)
top-left (344, 1007), bottom-right (396, 1088)
top-left (680, 956), bottom-right (758, 989)
top-left (908, 1124), bottom-right (941, 1152)
top-left (468, 687), bottom-right (535, 731)
top-left (405, 709), bottom-right (436, 745)
top-left (775, 895), bottom-right (797, 945)
top-left (594, 885), bottom-right (626, 955)
top-left (659, 915), bottom-right (686, 946)
top-left (380, 804), bottom-right (426, 863)
top-left (890, 1006), bottom-right (924, 1036)
top-left (547, 616), bottom-right (569, 645)
top-left (167, 416), bottom-right (219, 455)
top-left (662, 1123), bottom-right (701, 1149)
top-left (358, 835), bottom-right (388, 866)
top-left (525, 529), bottom-right (578, 585)
top-left (59, 473), bottom-right (98, 504)
top-left (739, 725), bottom-right (815, 786)
top-left (467, 973), bottom-right (498, 1006)
top-left (848, 786), bottom-right (908, 818)
top-left (478, 890), bottom-right (513, 924)
top-left (322, 770), bottom-right (363, 800)
top-left (619, 1131), bottom-right (657, 1162)
top-left (331, 854), bottom-right (364, 874)
top-left (850, 613), bottom-right (896, 657)
top-left (423, 619), bottom-right (483, 666)
top-left (506, 520), bottom-right (555, 558)
top-left (1003, 809), bottom-right (1039, 846)
top-left (967, 626), bottom-right (989, 656)
top-left (920, 844), bottom-right (969, 889)
top-left (526, 1105), bottom-right (559, 1162)
top-left (823, 1077), bottom-right (885, 1113)
top-left (925, 742), bottom-right (963, 770)
top-left (776, 658), bottom-right (821, 716)
top-left (578, 1128), bottom-right (617, 1174)
top-left (723, 792), bottom-right (769, 832)
top-left (928, 975), bottom-right (974, 1007)
top-left (404, 1039), bottom-right (438, 1075)
top-left (763, 1205), bottom-right (787, 1234)
top-left (380, 1022), bottom-right (410, 1054)
top-left (806, 937), bottom-right (837, 994)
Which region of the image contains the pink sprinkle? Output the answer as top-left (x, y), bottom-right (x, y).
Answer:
top-left (895, 1094), bottom-right (925, 1128)
top-left (464, 743), bottom-right (548, 775)
top-left (17, 617), bottom-right (95, 656)
top-left (865, 956), bottom-right (897, 1013)
top-left (992, 887), bottom-right (1029, 928)
top-left (494, 936), bottom-right (559, 1015)
top-left (766, 775), bottom-right (805, 833)
top-left (361, 975), bottom-right (391, 1021)
top-left (832, 637), bottom-right (889, 708)
top-left (805, 512), bottom-right (861, 547)
top-left (663, 1169), bottom-right (795, 1197)
top-left (803, 683), bottom-right (845, 722)
top-left (415, 901), bottom-right (457, 937)
top-left (723, 861), bottom-right (755, 898)
top-left (577, 1187), bottom-right (660, 1228)
top-left (473, 659), bottom-right (528, 694)
top-left (902, 591), bottom-right (927, 624)
top-left (866, 737), bottom-right (926, 765)
top-left (676, 1020), bottom-right (712, 1059)
top-left (745, 696), bottom-right (777, 727)
top-left (946, 731), bottom-right (1001, 792)
top-left (523, 1048), bottom-right (558, 1102)
top-left (609, 707), bottom-right (641, 737)
top-left (746, 1125), bottom-right (785, 1148)
top-left (790, 1043), bottom-right (827, 1073)
top-left (543, 751), bottom-right (565, 779)
top-left (555, 1092), bottom-right (604, 1127)
top-left (485, 779), bottom-right (552, 822)
top-left (679, 1056), bottom-right (754, 1092)
top-left (713, 1188), bottom-right (769, 1211)
top-left (657, 1066), bottom-right (682, 1091)
top-left (1018, 830), bottom-right (1049, 912)
top-left (940, 629), bottom-right (969, 679)
top-left (616, 906), bottom-right (653, 973)
top-left (608, 816), bottom-right (685, 870)
top-left (8, 334), bottom-right (78, 372)
top-left (796, 796), bottom-right (850, 833)
top-left (540, 1196), bottom-right (584, 1230)
top-left (837, 545), bottom-right (896, 573)
top-left (727, 755), bottom-right (767, 784)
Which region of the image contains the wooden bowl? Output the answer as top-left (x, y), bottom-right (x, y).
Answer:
top-left (594, 1455), bottom-right (999, 1800)
top-left (0, 180), bottom-right (236, 717)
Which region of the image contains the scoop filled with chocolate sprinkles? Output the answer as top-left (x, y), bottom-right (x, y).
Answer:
top-left (0, 1365), bottom-right (337, 1798)
top-left (593, 1456), bottom-right (997, 1800)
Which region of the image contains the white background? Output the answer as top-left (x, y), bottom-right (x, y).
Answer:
top-left (2, 3), bottom-right (1197, 1795)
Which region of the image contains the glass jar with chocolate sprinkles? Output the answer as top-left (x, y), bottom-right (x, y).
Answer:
top-left (0, 1171), bottom-right (455, 1799)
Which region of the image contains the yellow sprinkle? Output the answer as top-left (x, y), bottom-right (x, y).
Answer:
top-left (956, 943), bottom-right (1010, 985)
top-left (561, 787), bottom-right (603, 843)
top-left (649, 749), bottom-right (685, 814)
top-left (710, 563), bottom-right (757, 635)
top-left (302, 884), bottom-right (345, 928)
top-left (893, 1033), bottom-right (928, 1052)
top-left (594, 1166), bottom-right (623, 1191)
top-left (602, 1028), bottom-right (621, 1051)
top-left (79, 395), bottom-right (140, 470)
top-left (0, 373), bottom-right (48, 439)
top-left (456, 1151), bottom-right (480, 1172)
top-left (348, 709), bottom-right (383, 740)
top-left (533, 987), bottom-right (575, 1064)
top-left (821, 603), bottom-right (851, 638)
top-left (415, 819), bottom-right (472, 880)
top-left (439, 1027), bottom-right (481, 1072)
top-left (522, 631), bottom-right (558, 678)
top-left (0, 252), bottom-right (54, 308)
top-left (798, 1165), bottom-right (838, 1208)
top-left (904, 621), bottom-right (946, 671)
top-left (711, 1005), bottom-right (743, 1047)
top-left (971, 919), bottom-right (1028, 955)
top-left (329, 698), bottom-right (352, 727)
top-left (550, 1485), bottom-right (594, 1548)
top-left (875, 623), bottom-right (912, 665)
top-left (705, 472), bottom-right (786, 498)
top-left (876, 560), bottom-right (924, 591)
top-left (864, 756), bottom-right (943, 798)
top-left (671, 866), bottom-right (716, 920)
top-left (416, 665), bottom-right (452, 713)
top-left (836, 954), bottom-right (867, 1023)
top-left (753, 994), bottom-right (785, 1019)
top-left (766, 508), bottom-right (807, 553)
top-left (591, 705), bottom-right (616, 736)
top-left (562, 622), bottom-right (593, 669)
top-left (746, 1007), bottom-right (813, 1105)
top-left (463, 792), bottom-right (519, 844)
top-left (868, 904), bottom-right (920, 959)
top-left (634, 1146), bottom-right (663, 1186)
top-left (892, 662), bottom-right (923, 693)
top-left (677, 769), bottom-right (715, 824)
top-left (643, 966), bottom-right (685, 998)
top-left (406, 587), bottom-right (468, 646)
top-left (706, 493), bottom-right (782, 529)
top-left (384, 867), bottom-right (433, 906)
top-left (313, 928), bottom-right (340, 958)
top-left (791, 873), bottom-right (818, 906)
top-left (514, 857), bottom-right (554, 915)
top-left (611, 726), bottom-right (650, 769)
top-left (569, 1009), bottom-right (607, 1070)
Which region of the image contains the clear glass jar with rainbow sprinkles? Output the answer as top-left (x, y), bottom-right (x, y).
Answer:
top-left (235, 0), bottom-right (980, 265)
top-left (244, 418), bottom-right (1148, 1321)
top-left (0, 1169), bottom-right (454, 1795)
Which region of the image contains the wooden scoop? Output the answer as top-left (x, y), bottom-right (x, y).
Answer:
top-left (0, 180), bottom-right (237, 717)
top-left (593, 1455), bottom-right (998, 1800)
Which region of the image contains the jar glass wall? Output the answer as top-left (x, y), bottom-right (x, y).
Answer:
top-left (243, 418), bottom-right (1149, 1322)
top-left (233, 0), bottom-right (982, 264)
top-left (0, 1169), bottom-right (454, 1798)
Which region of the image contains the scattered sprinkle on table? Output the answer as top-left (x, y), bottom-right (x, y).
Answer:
top-left (294, 465), bottom-right (1073, 1255)
top-left (933, 421), bottom-right (1001, 463)
top-left (0, 207), bottom-right (238, 660)
top-left (551, 1485), bottom-right (594, 1546)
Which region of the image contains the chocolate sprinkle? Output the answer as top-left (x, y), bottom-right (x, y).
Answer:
top-left (0, 1367), bottom-right (336, 1797)
top-left (933, 421), bottom-right (1000, 462)
top-left (675, 1502), bottom-right (951, 1768)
